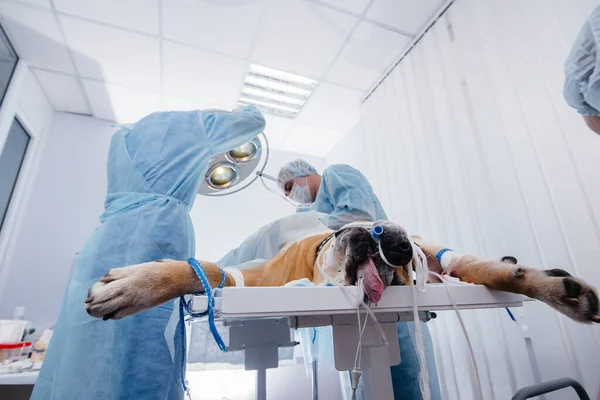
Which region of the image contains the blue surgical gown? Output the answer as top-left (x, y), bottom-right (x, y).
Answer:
top-left (31, 106), bottom-right (265, 400)
top-left (564, 5), bottom-right (600, 116)
top-left (315, 164), bottom-right (441, 400)
top-left (313, 164), bottom-right (387, 230)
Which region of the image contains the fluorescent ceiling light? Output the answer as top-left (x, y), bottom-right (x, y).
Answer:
top-left (242, 87), bottom-right (305, 106)
top-left (239, 64), bottom-right (317, 119)
top-left (238, 100), bottom-right (297, 119)
top-left (249, 64), bottom-right (317, 88)
top-left (239, 97), bottom-right (299, 113)
top-left (245, 76), bottom-right (311, 97)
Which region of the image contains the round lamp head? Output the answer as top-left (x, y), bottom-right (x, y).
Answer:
top-left (198, 133), bottom-right (268, 196)
top-left (227, 139), bottom-right (259, 163)
top-left (206, 163), bottom-right (239, 190)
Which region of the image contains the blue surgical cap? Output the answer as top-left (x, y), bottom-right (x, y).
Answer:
top-left (278, 159), bottom-right (318, 190)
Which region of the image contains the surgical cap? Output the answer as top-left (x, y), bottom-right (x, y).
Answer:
top-left (277, 159), bottom-right (318, 190)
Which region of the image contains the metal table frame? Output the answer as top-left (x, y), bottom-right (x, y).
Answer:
top-left (191, 284), bottom-right (526, 400)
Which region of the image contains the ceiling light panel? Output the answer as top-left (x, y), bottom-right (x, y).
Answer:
top-left (238, 64), bottom-right (317, 119)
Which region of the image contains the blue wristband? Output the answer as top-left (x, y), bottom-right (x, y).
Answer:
top-left (187, 258), bottom-right (227, 351)
top-left (217, 268), bottom-right (226, 289)
top-left (435, 248), bottom-right (453, 263)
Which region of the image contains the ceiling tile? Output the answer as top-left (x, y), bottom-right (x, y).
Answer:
top-left (83, 79), bottom-right (161, 123)
top-left (53, 0), bottom-right (159, 35)
top-left (280, 122), bottom-right (344, 156)
top-left (297, 82), bottom-right (362, 131)
top-left (161, 95), bottom-right (224, 112)
top-left (325, 20), bottom-right (410, 90)
top-left (13, 0), bottom-right (51, 8)
top-left (0, 2), bottom-right (74, 73)
top-left (33, 69), bottom-right (90, 114)
top-left (318, 0), bottom-right (370, 15)
top-left (59, 16), bottom-right (160, 90)
top-left (251, 0), bottom-right (356, 79)
top-left (162, 0), bottom-right (264, 58)
top-left (366, 0), bottom-right (445, 35)
top-left (163, 41), bottom-right (247, 108)
top-left (263, 114), bottom-right (294, 149)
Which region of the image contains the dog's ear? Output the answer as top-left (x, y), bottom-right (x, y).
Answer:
top-left (501, 256), bottom-right (518, 264)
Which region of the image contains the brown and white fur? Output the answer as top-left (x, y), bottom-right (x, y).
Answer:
top-left (85, 220), bottom-right (600, 325)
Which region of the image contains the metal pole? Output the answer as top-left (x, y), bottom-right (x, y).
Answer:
top-left (311, 360), bottom-right (319, 400)
top-left (256, 369), bottom-right (266, 400)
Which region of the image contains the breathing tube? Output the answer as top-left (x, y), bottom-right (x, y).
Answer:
top-left (314, 242), bottom-right (388, 400)
top-left (371, 225), bottom-right (430, 399)
top-left (371, 225), bottom-right (483, 400)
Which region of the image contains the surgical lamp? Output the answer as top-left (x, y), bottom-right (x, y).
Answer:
top-left (197, 114), bottom-right (270, 196)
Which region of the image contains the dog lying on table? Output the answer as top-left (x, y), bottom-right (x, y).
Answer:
top-left (85, 219), bottom-right (600, 325)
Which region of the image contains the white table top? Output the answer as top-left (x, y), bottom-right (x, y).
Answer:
top-left (191, 284), bottom-right (527, 318)
top-left (0, 371), bottom-right (38, 385)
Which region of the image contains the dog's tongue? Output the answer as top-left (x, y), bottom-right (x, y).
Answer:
top-left (362, 257), bottom-right (384, 303)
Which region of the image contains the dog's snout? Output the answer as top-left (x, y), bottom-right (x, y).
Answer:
top-left (380, 233), bottom-right (413, 267)
top-left (399, 241), bottom-right (411, 252)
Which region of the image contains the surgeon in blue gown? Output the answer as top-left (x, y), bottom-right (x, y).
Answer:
top-left (564, 5), bottom-right (600, 135)
top-left (277, 159), bottom-right (441, 400)
top-left (31, 106), bottom-right (265, 400)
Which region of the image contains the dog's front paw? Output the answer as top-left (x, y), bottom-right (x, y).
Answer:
top-left (534, 268), bottom-right (600, 324)
top-left (84, 261), bottom-right (173, 320)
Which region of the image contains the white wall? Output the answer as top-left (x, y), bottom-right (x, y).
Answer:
top-left (326, 122), bottom-right (365, 173)
top-left (0, 62), bottom-right (53, 321)
top-left (0, 112), bottom-right (114, 327)
top-left (328, 1), bottom-right (600, 399)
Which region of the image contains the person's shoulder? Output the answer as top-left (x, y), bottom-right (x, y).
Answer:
top-left (131, 110), bottom-right (192, 127)
top-left (325, 164), bottom-right (365, 178)
top-left (325, 164), bottom-right (361, 173)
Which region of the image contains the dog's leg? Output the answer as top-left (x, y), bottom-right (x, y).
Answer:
top-left (411, 237), bottom-right (600, 324)
top-left (84, 240), bottom-right (318, 321)
top-left (85, 259), bottom-right (234, 320)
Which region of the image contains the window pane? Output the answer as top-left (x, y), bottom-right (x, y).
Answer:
top-left (0, 24), bottom-right (18, 107)
top-left (0, 119), bottom-right (30, 232)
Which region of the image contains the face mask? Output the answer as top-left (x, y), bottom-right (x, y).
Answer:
top-left (295, 203), bottom-right (315, 213)
top-left (289, 178), bottom-right (313, 205)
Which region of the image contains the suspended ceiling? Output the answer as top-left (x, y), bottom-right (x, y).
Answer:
top-left (0, 0), bottom-right (446, 156)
